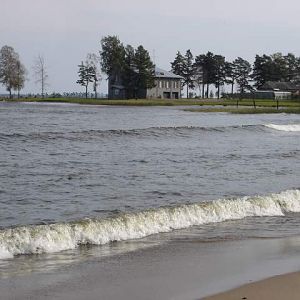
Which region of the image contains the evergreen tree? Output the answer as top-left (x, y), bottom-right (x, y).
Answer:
top-left (171, 51), bottom-right (185, 96)
top-left (194, 52), bottom-right (216, 98)
top-left (194, 54), bottom-right (207, 98)
top-left (225, 61), bottom-right (237, 97)
top-left (252, 53), bottom-right (300, 88)
top-left (285, 53), bottom-right (300, 82)
top-left (76, 61), bottom-right (95, 98)
top-left (171, 51), bottom-right (185, 77)
top-left (213, 55), bottom-right (226, 99)
top-left (133, 45), bottom-right (155, 98)
top-left (100, 35), bottom-right (125, 78)
top-left (171, 50), bottom-right (195, 98)
top-left (123, 45), bottom-right (137, 99)
top-left (183, 50), bottom-right (195, 98)
top-left (193, 62), bottom-right (204, 98)
top-left (100, 36), bottom-right (155, 99)
top-left (234, 57), bottom-right (252, 97)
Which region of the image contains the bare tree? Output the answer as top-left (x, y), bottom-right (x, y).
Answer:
top-left (0, 45), bottom-right (26, 98)
top-left (86, 53), bottom-right (102, 98)
top-left (33, 55), bottom-right (48, 98)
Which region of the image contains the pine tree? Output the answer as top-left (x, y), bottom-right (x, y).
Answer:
top-left (76, 61), bottom-right (95, 98)
top-left (234, 57), bottom-right (252, 97)
top-left (171, 50), bottom-right (195, 98)
top-left (225, 62), bottom-right (237, 97)
top-left (171, 51), bottom-right (185, 77)
top-left (123, 45), bottom-right (137, 99)
top-left (133, 45), bottom-right (155, 98)
top-left (183, 50), bottom-right (195, 98)
top-left (213, 55), bottom-right (226, 99)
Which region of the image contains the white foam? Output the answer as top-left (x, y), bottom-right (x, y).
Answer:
top-left (0, 246), bottom-right (13, 259)
top-left (0, 189), bottom-right (300, 259)
top-left (265, 124), bottom-right (300, 132)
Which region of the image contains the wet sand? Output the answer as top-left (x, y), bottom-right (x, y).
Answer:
top-left (1, 237), bottom-right (300, 300)
top-left (204, 271), bottom-right (300, 300)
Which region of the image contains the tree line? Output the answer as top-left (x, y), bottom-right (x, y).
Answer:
top-left (2, 39), bottom-right (300, 100)
top-left (0, 45), bottom-right (49, 98)
top-left (77, 36), bottom-right (155, 99)
top-left (171, 50), bottom-right (300, 98)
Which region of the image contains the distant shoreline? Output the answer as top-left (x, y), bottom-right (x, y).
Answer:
top-left (2, 97), bottom-right (300, 113)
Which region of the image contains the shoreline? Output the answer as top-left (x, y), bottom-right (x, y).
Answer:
top-left (203, 271), bottom-right (300, 300)
top-left (2, 98), bottom-right (300, 114)
top-left (2, 237), bottom-right (300, 299)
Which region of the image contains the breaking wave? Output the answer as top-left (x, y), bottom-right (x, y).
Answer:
top-left (0, 125), bottom-right (260, 142)
top-left (3, 123), bottom-right (300, 142)
top-left (265, 124), bottom-right (300, 132)
top-left (1, 189), bottom-right (300, 259)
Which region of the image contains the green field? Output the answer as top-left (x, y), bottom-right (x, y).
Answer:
top-left (185, 107), bottom-right (300, 114)
top-left (3, 97), bottom-right (300, 113)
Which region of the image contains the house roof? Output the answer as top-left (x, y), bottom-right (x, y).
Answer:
top-left (155, 67), bottom-right (183, 79)
top-left (259, 81), bottom-right (299, 91)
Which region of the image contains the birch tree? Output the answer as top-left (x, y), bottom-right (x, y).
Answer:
top-left (86, 53), bottom-right (102, 98)
top-left (33, 55), bottom-right (48, 98)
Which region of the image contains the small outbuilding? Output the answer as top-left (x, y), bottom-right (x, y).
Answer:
top-left (255, 81), bottom-right (300, 100)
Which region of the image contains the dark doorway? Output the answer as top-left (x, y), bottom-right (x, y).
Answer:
top-left (163, 92), bottom-right (171, 99)
top-left (172, 92), bottom-right (179, 99)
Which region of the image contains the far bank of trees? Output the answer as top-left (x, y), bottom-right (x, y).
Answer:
top-left (171, 50), bottom-right (300, 99)
top-left (0, 46), bottom-right (26, 98)
top-left (0, 45), bottom-right (51, 98)
top-left (77, 36), bottom-right (155, 99)
top-left (2, 39), bottom-right (300, 100)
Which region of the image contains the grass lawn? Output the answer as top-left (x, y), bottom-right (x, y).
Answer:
top-left (184, 107), bottom-right (300, 114)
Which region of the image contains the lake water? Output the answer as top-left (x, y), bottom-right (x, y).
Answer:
top-left (1, 102), bottom-right (300, 276)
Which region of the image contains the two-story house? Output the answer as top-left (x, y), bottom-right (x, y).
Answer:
top-left (108, 67), bottom-right (183, 99)
top-left (147, 67), bottom-right (183, 99)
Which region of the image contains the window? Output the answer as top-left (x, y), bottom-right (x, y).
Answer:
top-left (166, 81), bottom-right (169, 89)
top-left (159, 81), bottom-right (162, 88)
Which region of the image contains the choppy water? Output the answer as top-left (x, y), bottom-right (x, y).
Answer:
top-left (1, 102), bottom-right (300, 270)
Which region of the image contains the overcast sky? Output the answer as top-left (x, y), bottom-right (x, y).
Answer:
top-left (1, 0), bottom-right (300, 95)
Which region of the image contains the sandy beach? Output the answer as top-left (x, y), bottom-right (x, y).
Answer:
top-left (204, 271), bottom-right (300, 300)
top-left (1, 237), bottom-right (300, 300)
